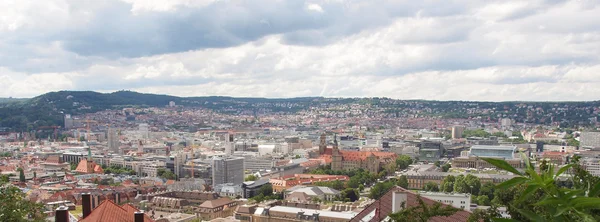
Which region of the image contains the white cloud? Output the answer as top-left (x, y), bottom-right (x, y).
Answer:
top-left (0, 0), bottom-right (599, 101)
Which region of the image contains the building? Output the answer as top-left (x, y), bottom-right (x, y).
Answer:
top-left (318, 133), bottom-right (396, 174)
top-left (419, 191), bottom-right (471, 210)
top-left (269, 174), bottom-right (350, 192)
top-left (285, 186), bottom-right (341, 202)
top-left (78, 193), bottom-right (154, 222)
top-left (404, 171), bottom-right (515, 190)
top-left (582, 158), bottom-right (600, 177)
top-left (140, 161), bottom-right (166, 177)
top-left (139, 123), bottom-right (149, 139)
top-left (580, 132), bottom-right (600, 149)
top-left (350, 186), bottom-right (471, 222)
top-left (419, 140), bottom-right (444, 162)
top-left (469, 145), bottom-right (516, 159)
top-left (452, 126), bottom-right (465, 139)
top-left (75, 149), bottom-right (104, 174)
top-left (197, 197), bottom-right (238, 221)
top-left (212, 156), bottom-right (244, 187)
top-left (40, 155), bottom-right (70, 171)
top-left (248, 206), bottom-right (357, 222)
top-left (225, 133), bottom-right (234, 156)
top-left (241, 178), bottom-right (271, 198)
top-left (107, 128), bottom-right (120, 153)
top-left (452, 156), bottom-right (524, 169)
top-left (214, 183), bottom-right (244, 198)
top-left (242, 157), bottom-right (274, 173)
top-left (62, 152), bottom-right (85, 165)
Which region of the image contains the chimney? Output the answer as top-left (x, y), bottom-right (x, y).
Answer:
top-left (55, 206), bottom-right (69, 222)
top-left (134, 211), bottom-right (145, 222)
top-left (392, 191), bottom-right (408, 213)
top-left (82, 193), bottom-right (92, 218)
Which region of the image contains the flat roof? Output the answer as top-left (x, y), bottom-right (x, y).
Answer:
top-left (471, 145), bottom-right (516, 150)
top-left (268, 206), bottom-right (357, 219)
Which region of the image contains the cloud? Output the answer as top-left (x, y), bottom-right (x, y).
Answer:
top-left (0, 0), bottom-right (599, 101)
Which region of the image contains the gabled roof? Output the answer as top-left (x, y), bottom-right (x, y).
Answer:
top-left (350, 186), bottom-right (471, 222)
top-left (79, 200), bottom-right (154, 222)
top-left (198, 197), bottom-right (235, 209)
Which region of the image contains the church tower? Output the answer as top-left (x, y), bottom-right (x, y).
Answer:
top-left (319, 133), bottom-right (326, 155)
top-left (331, 134), bottom-right (343, 171)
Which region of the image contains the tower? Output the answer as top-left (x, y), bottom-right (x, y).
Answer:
top-left (319, 133), bottom-right (326, 154)
top-left (331, 134), bottom-right (343, 171)
top-left (225, 133), bottom-right (234, 156)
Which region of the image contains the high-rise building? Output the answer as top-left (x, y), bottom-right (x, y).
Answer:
top-left (212, 156), bottom-right (244, 187)
top-left (138, 124), bottom-right (149, 139)
top-left (64, 114), bottom-right (74, 129)
top-left (107, 128), bottom-right (119, 153)
top-left (225, 133), bottom-right (234, 156)
top-left (580, 132), bottom-right (600, 149)
top-left (451, 126), bottom-right (465, 139)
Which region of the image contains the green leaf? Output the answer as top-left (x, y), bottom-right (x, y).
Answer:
top-left (518, 184), bottom-right (540, 202)
top-left (496, 177), bottom-right (528, 189)
top-left (516, 208), bottom-right (545, 222)
top-left (492, 218), bottom-right (519, 222)
top-left (535, 197), bottom-right (563, 206)
top-left (573, 197), bottom-right (600, 209)
top-left (481, 157), bottom-right (523, 176)
top-left (555, 164), bottom-right (573, 178)
top-left (588, 181), bottom-right (600, 197)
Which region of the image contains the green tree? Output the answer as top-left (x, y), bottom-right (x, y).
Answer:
top-left (479, 182), bottom-right (495, 200)
top-left (369, 181), bottom-right (395, 199)
top-left (434, 161), bottom-right (441, 167)
top-left (0, 178), bottom-right (46, 221)
top-left (358, 184), bottom-right (365, 192)
top-left (441, 163), bottom-right (451, 172)
top-left (33, 172), bottom-right (36, 179)
top-left (341, 188), bottom-right (359, 202)
top-left (397, 175), bottom-right (409, 189)
top-left (245, 174), bottom-right (257, 181)
top-left (423, 182), bottom-right (439, 192)
top-left (476, 195), bottom-right (490, 206)
top-left (389, 195), bottom-right (459, 222)
top-left (481, 153), bottom-right (600, 221)
top-left (396, 155), bottom-right (413, 170)
top-left (440, 175), bottom-right (455, 192)
top-left (467, 205), bottom-right (501, 222)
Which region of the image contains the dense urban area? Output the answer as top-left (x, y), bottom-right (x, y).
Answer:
top-left (2, 91), bottom-right (600, 222)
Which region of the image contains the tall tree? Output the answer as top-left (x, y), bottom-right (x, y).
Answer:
top-left (423, 182), bottom-right (439, 192)
top-left (0, 177), bottom-right (46, 221)
top-left (440, 175), bottom-right (455, 192)
top-left (18, 168), bottom-right (25, 182)
top-left (397, 175), bottom-right (409, 189)
top-left (389, 195), bottom-right (459, 222)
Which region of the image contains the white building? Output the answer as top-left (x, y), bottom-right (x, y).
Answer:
top-left (419, 191), bottom-right (472, 210)
top-left (580, 132), bottom-right (600, 149)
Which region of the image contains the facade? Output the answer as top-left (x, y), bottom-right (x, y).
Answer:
top-left (285, 186), bottom-right (341, 201)
top-left (40, 155), bottom-right (70, 171)
top-left (404, 171), bottom-right (516, 190)
top-left (241, 178), bottom-right (271, 198)
top-left (451, 126), bottom-right (465, 139)
top-left (580, 132), bottom-right (600, 149)
top-left (107, 128), bottom-right (119, 153)
top-left (319, 133), bottom-right (396, 174)
top-left (211, 156), bottom-right (244, 187)
top-left (452, 156), bottom-right (524, 169)
top-left (419, 140), bottom-right (444, 162)
top-left (249, 206), bottom-right (357, 222)
top-left (197, 197), bottom-right (238, 221)
top-left (62, 152), bottom-right (85, 165)
top-left (469, 145), bottom-right (516, 159)
top-left (419, 191), bottom-right (471, 210)
top-left (582, 158), bottom-right (600, 177)
top-left (269, 174), bottom-right (350, 192)
top-left (243, 157), bottom-right (274, 173)
top-left (214, 183), bottom-right (244, 198)
top-left (140, 161), bottom-right (166, 177)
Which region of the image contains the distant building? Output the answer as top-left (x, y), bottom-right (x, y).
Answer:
top-left (470, 145), bottom-right (516, 159)
top-left (319, 133), bottom-right (396, 174)
top-left (419, 191), bottom-right (471, 210)
top-left (107, 128), bottom-right (119, 153)
top-left (75, 148), bottom-right (104, 174)
top-left (211, 156), bottom-right (244, 187)
top-left (269, 174), bottom-right (349, 192)
top-left (419, 140), bottom-right (444, 162)
top-left (285, 185), bottom-right (341, 202)
top-left (580, 132), bottom-right (600, 149)
top-left (197, 197), bottom-right (238, 221)
top-left (451, 126), bottom-right (465, 139)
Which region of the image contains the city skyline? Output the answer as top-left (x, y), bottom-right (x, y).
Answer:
top-left (1, 0), bottom-right (599, 101)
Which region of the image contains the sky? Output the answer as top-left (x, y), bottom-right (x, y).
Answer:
top-left (1, 0), bottom-right (599, 101)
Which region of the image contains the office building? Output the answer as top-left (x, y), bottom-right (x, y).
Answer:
top-left (419, 191), bottom-right (471, 209)
top-left (451, 126), bottom-right (465, 139)
top-left (211, 156), bottom-right (244, 187)
top-left (107, 128), bottom-right (119, 153)
top-left (580, 132), bottom-right (600, 149)
top-left (470, 145), bottom-right (516, 159)
top-left (419, 140), bottom-right (444, 162)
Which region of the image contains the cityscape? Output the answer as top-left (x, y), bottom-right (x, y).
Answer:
top-left (1, 1), bottom-right (600, 222)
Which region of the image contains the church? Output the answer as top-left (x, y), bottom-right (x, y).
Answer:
top-left (318, 133), bottom-right (396, 174)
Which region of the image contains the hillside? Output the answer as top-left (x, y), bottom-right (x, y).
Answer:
top-left (1, 90), bottom-right (599, 131)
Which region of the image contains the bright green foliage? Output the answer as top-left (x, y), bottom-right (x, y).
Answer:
top-left (249, 184), bottom-right (282, 202)
top-left (369, 180), bottom-right (396, 199)
top-left (440, 175), bottom-right (455, 192)
top-left (396, 155), bottom-right (413, 170)
top-left (0, 177), bottom-right (46, 221)
top-left (313, 180), bottom-right (345, 190)
top-left (245, 175), bottom-right (257, 181)
top-left (479, 182), bottom-right (495, 200)
top-left (156, 168), bottom-right (177, 180)
top-left (103, 165), bottom-right (137, 175)
top-left (468, 205), bottom-right (501, 222)
top-left (481, 153), bottom-right (600, 222)
top-left (389, 195), bottom-right (459, 222)
top-left (397, 175), bottom-right (408, 189)
top-left (441, 163), bottom-right (451, 172)
top-left (462, 129), bottom-right (491, 138)
top-left (423, 182), bottom-right (439, 192)
top-left (476, 195), bottom-right (490, 206)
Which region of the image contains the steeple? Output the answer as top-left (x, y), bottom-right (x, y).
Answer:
top-left (87, 146), bottom-right (92, 160)
top-left (333, 134), bottom-right (339, 150)
top-left (319, 133), bottom-right (326, 154)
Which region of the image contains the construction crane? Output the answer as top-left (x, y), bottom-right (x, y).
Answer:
top-left (37, 126), bottom-right (60, 141)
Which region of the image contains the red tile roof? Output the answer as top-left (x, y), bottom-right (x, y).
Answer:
top-left (79, 200), bottom-right (154, 222)
top-left (350, 186), bottom-right (471, 222)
